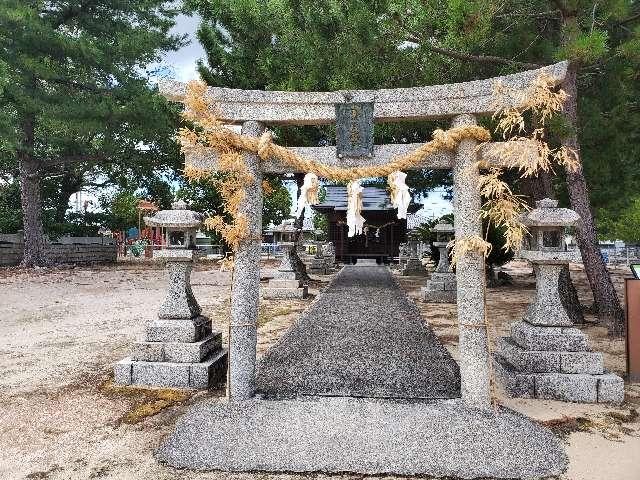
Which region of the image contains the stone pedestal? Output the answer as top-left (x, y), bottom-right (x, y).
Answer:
top-left (495, 252), bottom-right (624, 403)
top-left (422, 243), bottom-right (456, 303)
top-left (115, 249), bottom-right (227, 389)
top-left (263, 243), bottom-right (308, 299)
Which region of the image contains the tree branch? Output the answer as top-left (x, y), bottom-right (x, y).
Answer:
top-left (44, 154), bottom-right (107, 167)
top-left (405, 36), bottom-right (544, 70)
top-left (618, 12), bottom-right (640, 25)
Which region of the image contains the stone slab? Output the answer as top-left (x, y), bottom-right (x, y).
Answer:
top-left (510, 321), bottom-right (589, 352)
top-left (498, 337), bottom-right (560, 373)
top-left (156, 396), bottom-right (567, 478)
top-left (145, 316), bottom-right (212, 343)
top-left (256, 266), bottom-right (460, 399)
top-left (597, 373), bottom-right (625, 403)
top-left (262, 286), bottom-right (308, 299)
top-left (131, 333), bottom-right (222, 363)
top-left (495, 356), bottom-right (622, 403)
top-left (560, 351), bottom-right (604, 375)
top-left (116, 349), bottom-right (228, 389)
top-left (535, 372), bottom-right (598, 403)
top-left (493, 355), bottom-right (535, 398)
top-left (498, 337), bottom-right (604, 374)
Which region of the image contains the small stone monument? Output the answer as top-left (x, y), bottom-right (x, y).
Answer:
top-left (263, 242), bottom-right (308, 299)
top-left (322, 241), bottom-right (336, 272)
top-left (401, 236), bottom-right (427, 276)
top-left (422, 222), bottom-right (457, 303)
top-left (495, 199), bottom-right (624, 403)
top-left (397, 242), bottom-right (409, 269)
top-left (308, 241), bottom-right (328, 275)
top-left (114, 201), bottom-right (227, 389)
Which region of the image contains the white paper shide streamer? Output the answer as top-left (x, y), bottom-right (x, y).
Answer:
top-left (388, 170), bottom-right (411, 219)
top-left (346, 180), bottom-right (365, 237)
top-left (295, 173), bottom-right (319, 217)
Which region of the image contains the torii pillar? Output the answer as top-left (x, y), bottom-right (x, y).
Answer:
top-left (228, 120), bottom-right (265, 399)
top-left (453, 114), bottom-right (491, 409)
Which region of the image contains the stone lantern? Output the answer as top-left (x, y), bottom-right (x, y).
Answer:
top-left (518, 198), bottom-right (580, 327)
top-left (114, 200), bottom-right (227, 389)
top-left (145, 200), bottom-right (201, 250)
top-left (263, 242), bottom-right (308, 299)
top-left (495, 198), bottom-right (624, 403)
top-left (422, 221), bottom-right (456, 303)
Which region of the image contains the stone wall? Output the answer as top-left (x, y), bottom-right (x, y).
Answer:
top-left (0, 234), bottom-right (117, 266)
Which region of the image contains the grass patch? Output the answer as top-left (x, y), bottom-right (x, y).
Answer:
top-left (100, 378), bottom-right (193, 425)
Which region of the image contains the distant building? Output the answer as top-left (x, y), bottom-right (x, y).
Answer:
top-left (263, 218), bottom-right (316, 244)
top-left (312, 186), bottom-right (421, 264)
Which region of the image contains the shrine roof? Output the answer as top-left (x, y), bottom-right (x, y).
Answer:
top-left (312, 186), bottom-right (420, 213)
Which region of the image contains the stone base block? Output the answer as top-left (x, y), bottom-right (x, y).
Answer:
top-left (422, 287), bottom-right (456, 303)
top-left (430, 272), bottom-right (455, 282)
top-left (145, 316), bottom-right (211, 343)
top-left (493, 355), bottom-right (535, 398)
top-left (494, 356), bottom-right (624, 403)
top-left (262, 286), bottom-right (308, 299)
top-left (499, 337), bottom-right (603, 374)
top-left (273, 271), bottom-right (298, 281)
top-left (268, 278), bottom-right (302, 289)
top-left (114, 348), bottom-right (227, 389)
top-left (132, 332), bottom-right (222, 363)
top-left (510, 321), bottom-right (589, 352)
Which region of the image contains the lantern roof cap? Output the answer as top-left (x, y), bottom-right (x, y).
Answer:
top-left (432, 221), bottom-right (455, 233)
top-left (144, 200), bottom-right (204, 228)
top-left (520, 198), bottom-right (580, 227)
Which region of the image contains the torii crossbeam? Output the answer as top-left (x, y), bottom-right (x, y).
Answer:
top-left (160, 61), bottom-right (568, 410)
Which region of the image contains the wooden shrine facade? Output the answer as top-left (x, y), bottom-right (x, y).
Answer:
top-left (312, 186), bottom-right (420, 263)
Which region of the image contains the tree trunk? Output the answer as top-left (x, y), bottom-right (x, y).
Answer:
top-left (17, 114), bottom-right (47, 267)
top-left (520, 171), bottom-right (585, 324)
top-left (561, 63), bottom-right (625, 335)
top-left (290, 173), bottom-right (310, 282)
top-left (53, 169), bottom-right (83, 225)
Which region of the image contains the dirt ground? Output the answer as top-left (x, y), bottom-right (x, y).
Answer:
top-left (0, 259), bottom-right (638, 480)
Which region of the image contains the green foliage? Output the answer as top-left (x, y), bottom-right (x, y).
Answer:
top-left (0, 0), bottom-right (185, 236)
top-left (99, 190), bottom-right (139, 233)
top-left (416, 213), bottom-right (512, 269)
top-left (599, 197), bottom-right (640, 243)
top-left (555, 29), bottom-right (609, 63)
top-left (263, 176), bottom-right (293, 228)
top-left (0, 180), bottom-right (22, 233)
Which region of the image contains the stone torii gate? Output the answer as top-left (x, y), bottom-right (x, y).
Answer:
top-left (160, 61), bottom-right (568, 410)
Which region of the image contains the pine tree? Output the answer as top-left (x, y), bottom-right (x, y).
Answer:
top-left (185, 0), bottom-right (639, 335)
top-left (0, 1), bottom-right (184, 266)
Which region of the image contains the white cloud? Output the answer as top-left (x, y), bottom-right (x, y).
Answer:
top-left (153, 13), bottom-right (206, 82)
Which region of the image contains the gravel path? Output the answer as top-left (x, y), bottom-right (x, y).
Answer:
top-left (256, 265), bottom-right (461, 399)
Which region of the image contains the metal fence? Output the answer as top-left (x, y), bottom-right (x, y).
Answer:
top-left (600, 245), bottom-right (640, 266)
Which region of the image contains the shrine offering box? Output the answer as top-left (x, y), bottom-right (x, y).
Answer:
top-left (625, 278), bottom-right (640, 382)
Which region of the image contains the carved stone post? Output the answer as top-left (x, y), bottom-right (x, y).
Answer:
top-left (452, 114), bottom-right (491, 410)
top-left (228, 121), bottom-right (265, 400)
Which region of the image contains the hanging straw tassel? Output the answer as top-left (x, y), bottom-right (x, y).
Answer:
top-left (295, 172), bottom-right (319, 217)
top-left (346, 180), bottom-right (365, 237)
top-left (388, 170), bottom-right (411, 219)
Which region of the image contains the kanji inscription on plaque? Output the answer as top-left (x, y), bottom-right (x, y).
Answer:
top-left (335, 102), bottom-right (374, 158)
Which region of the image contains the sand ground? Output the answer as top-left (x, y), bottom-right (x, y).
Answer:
top-left (0, 259), bottom-right (638, 480)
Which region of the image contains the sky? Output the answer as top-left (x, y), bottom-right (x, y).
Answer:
top-left (73, 12), bottom-right (452, 220)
